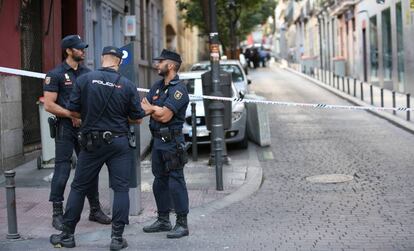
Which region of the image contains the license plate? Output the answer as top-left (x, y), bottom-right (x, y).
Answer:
top-left (189, 127), bottom-right (209, 137)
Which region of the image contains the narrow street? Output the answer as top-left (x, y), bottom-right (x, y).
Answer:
top-left (2, 65), bottom-right (414, 251)
top-left (128, 64), bottom-right (414, 250)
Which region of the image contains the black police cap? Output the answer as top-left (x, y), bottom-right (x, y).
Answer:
top-left (101, 46), bottom-right (123, 59)
top-left (61, 35), bottom-right (88, 49)
top-left (153, 49), bottom-right (182, 64)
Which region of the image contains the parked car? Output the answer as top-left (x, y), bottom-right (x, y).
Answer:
top-left (189, 60), bottom-right (251, 95)
top-left (178, 71), bottom-right (248, 148)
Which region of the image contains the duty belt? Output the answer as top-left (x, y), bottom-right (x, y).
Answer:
top-left (151, 130), bottom-right (182, 139)
top-left (78, 131), bottom-right (128, 150)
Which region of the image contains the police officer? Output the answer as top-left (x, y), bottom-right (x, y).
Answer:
top-left (50, 46), bottom-right (145, 250)
top-left (43, 35), bottom-right (110, 231)
top-left (141, 49), bottom-right (190, 239)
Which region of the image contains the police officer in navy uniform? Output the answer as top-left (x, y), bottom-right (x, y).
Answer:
top-left (141, 49), bottom-right (190, 239)
top-left (50, 46), bottom-right (145, 250)
top-left (43, 35), bottom-right (110, 231)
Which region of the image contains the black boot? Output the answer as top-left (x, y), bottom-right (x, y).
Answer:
top-left (50, 225), bottom-right (75, 248)
top-left (88, 196), bottom-right (111, 224)
top-left (167, 214), bottom-right (189, 239)
top-left (143, 212), bottom-right (172, 233)
top-left (52, 202), bottom-right (64, 231)
top-left (110, 223), bottom-right (128, 251)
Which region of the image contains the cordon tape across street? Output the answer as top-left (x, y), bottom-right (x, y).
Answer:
top-left (1, 66), bottom-right (413, 112)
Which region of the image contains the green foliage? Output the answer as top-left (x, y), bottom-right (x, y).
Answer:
top-left (177, 0), bottom-right (277, 49)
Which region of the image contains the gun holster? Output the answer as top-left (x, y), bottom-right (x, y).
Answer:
top-left (128, 125), bottom-right (136, 148)
top-left (48, 116), bottom-right (58, 138)
top-left (161, 142), bottom-right (188, 173)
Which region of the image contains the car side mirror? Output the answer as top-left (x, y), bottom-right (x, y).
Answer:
top-left (247, 79), bottom-right (252, 85)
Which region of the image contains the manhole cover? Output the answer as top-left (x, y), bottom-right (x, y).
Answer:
top-left (306, 174), bottom-right (353, 184)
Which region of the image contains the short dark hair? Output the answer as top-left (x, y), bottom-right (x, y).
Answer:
top-left (63, 49), bottom-right (68, 59)
top-left (170, 60), bottom-right (181, 72)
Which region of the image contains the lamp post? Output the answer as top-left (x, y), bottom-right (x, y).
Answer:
top-left (209, 0), bottom-right (225, 191)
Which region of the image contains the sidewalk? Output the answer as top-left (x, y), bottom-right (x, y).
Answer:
top-left (279, 62), bottom-right (414, 134)
top-left (0, 143), bottom-right (262, 250)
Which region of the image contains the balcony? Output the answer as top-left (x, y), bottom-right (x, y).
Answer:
top-left (330, 0), bottom-right (359, 16)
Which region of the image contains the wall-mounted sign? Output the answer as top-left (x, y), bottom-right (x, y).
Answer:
top-left (124, 15), bottom-right (136, 36)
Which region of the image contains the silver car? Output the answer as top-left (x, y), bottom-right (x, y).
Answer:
top-left (179, 71), bottom-right (248, 149)
top-left (190, 60), bottom-right (251, 94)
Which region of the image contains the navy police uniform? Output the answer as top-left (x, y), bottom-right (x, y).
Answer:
top-left (146, 74), bottom-right (190, 216)
top-left (63, 64), bottom-right (145, 231)
top-left (44, 61), bottom-right (93, 203)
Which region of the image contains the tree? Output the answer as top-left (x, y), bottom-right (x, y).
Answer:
top-left (178, 0), bottom-right (277, 58)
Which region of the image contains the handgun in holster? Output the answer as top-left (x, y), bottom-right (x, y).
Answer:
top-left (128, 125), bottom-right (136, 148)
top-left (48, 116), bottom-right (58, 138)
top-left (177, 142), bottom-right (189, 166)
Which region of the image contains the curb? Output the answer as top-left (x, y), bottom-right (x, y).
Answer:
top-left (283, 66), bottom-right (414, 134)
top-left (188, 143), bottom-right (263, 219)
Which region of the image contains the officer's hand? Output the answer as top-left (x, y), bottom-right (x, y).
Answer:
top-left (141, 97), bottom-right (153, 115)
top-left (72, 118), bottom-right (81, 127)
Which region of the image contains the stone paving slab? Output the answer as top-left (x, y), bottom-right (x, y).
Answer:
top-left (0, 151), bottom-right (248, 242)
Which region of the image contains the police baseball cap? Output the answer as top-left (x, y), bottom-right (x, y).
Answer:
top-left (153, 49), bottom-right (182, 64)
top-left (101, 46), bottom-right (123, 59)
top-left (61, 35), bottom-right (88, 49)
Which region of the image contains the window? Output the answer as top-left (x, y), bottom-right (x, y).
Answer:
top-left (381, 8), bottom-right (392, 80)
top-left (190, 64), bottom-right (244, 83)
top-left (369, 16), bottom-right (379, 81)
top-left (182, 79), bottom-right (195, 94)
top-left (396, 2), bottom-right (405, 90)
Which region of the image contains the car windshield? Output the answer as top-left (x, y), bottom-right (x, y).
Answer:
top-left (191, 64), bottom-right (244, 83)
top-left (181, 78), bottom-right (195, 94)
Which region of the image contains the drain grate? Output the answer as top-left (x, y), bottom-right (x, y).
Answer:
top-left (306, 174), bottom-right (354, 184)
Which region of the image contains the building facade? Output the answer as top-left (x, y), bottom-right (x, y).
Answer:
top-left (275, 0), bottom-right (414, 95)
top-left (0, 0), bottom-right (166, 172)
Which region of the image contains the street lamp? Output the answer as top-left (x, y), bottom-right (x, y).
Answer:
top-left (208, 0), bottom-right (225, 191)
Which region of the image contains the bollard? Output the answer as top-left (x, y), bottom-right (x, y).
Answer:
top-left (5, 171), bottom-right (20, 239)
top-left (381, 88), bottom-right (384, 107)
top-left (347, 78), bottom-right (350, 95)
top-left (370, 85), bottom-right (374, 105)
top-left (336, 75), bottom-right (339, 89)
top-left (341, 76), bottom-right (344, 91)
top-left (328, 71), bottom-right (332, 86)
top-left (214, 138), bottom-right (223, 191)
top-left (360, 82), bottom-right (364, 101)
top-left (392, 91), bottom-right (396, 115)
top-left (353, 79), bottom-right (357, 97)
top-left (191, 102), bottom-right (198, 161)
top-left (407, 93), bottom-right (411, 121)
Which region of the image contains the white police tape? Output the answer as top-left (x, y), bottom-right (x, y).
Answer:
top-left (0, 66), bottom-right (46, 79)
top-left (137, 88), bottom-right (413, 112)
top-left (1, 66), bottom-right (412, 112)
